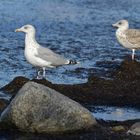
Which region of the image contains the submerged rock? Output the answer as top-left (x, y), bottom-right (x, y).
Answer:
top-left (0, 82), bottom-right (97, 134)
top-left (111, 125), bottom-right (125, 132)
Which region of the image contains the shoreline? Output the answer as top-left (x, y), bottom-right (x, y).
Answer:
top-left (0, 59), bottom-right (140, 139)
top-left (1, 59), bottom-right (140, 107)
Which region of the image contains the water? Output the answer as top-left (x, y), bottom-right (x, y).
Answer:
top-left (0, 0), bottom-right (140, 86)
top-left (0, 0), bottom-right (140, 139)
top-left (0, 91), bottom-right (11, 101)
top-left (89, 105), bottom-right (140, 121)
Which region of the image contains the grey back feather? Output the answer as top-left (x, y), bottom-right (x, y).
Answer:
top-left (35, 45), bottom-right (68, 66)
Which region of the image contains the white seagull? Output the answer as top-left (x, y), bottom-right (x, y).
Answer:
top-left (15, 24), bottom-right (78, 79)
top-left (112, 19), bottom-right (140, 60)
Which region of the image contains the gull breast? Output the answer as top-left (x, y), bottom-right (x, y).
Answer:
top-left (25, 46), bottom-right (51, 67)
top-left (116, 30), bottom-right (136, 49)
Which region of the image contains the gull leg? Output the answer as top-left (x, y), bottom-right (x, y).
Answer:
top-left (132, 49), bottom-right (135, 60)
top-left (36, 68), bottom-right (42, 79)
top-left (42, 67), bottom-right (46, 78)
top-left (36, 71), bottom-right (41, 79)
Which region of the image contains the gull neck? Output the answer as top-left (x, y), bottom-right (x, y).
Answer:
top-left (25, 32), bottom-right (38, 47)
top-left (118, 25), bottom-right (129, 32)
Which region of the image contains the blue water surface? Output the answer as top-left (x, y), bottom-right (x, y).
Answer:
top-left (0, 0), bottom-right (140, 87)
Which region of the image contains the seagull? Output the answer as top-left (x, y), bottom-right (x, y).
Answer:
top-left (15, 24), bottom-right (78, 79)
top-left (112, 19), bottom-right (140, 60)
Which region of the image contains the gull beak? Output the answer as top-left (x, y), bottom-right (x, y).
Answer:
top-left (15, 28), bottom-right (21, 32)
top-left (112, 23), bottom-right (118, 28)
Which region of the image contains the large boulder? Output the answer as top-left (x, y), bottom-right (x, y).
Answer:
top-left (0, 82), bottom-right (97, 133)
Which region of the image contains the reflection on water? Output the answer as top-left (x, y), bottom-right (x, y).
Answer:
top-left (88, 105), bottom-right (140, 121)
top-left (0, 91), bottom-right (11, 101)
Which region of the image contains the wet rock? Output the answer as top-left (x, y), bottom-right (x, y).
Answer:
top-left (87, 60), bottom-right (140, 106)
top-left (0, 99), bottom-right (7, 112)
top-left (0, 82), bottom-right (97, 134)
top-left (114, 60), bottom-right (140, 81)
top-left (1, 59), bottom-right (140, 107)
top-left (111, 125), bottom-right (125, 132)
top-left (1, 76), bottom-right (29, 94)
top-left (127, 122), bottom-right (140, 136)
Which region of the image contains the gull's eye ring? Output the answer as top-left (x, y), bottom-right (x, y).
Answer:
top-left (118, 22), bottom-right (122, 25)
top-left (24, 26), bottom-right (28, 29)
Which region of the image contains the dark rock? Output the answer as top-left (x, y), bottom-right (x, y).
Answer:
top-left (1, 76), bottom-right (29, 94)
top-left (0, 99), bottom-right (7, 112)
top-left (0, 82), bottom-right (97, 134)
top-left (114, 60), bottom-right (140, 81)
top-left (1, 59), bottom-right (140, 107)
top-left (111, 125), bottom-right (125, 132)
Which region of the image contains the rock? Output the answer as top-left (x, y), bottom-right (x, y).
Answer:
top-left (114, 60), bottom-right (140, 81)
top-left (0, 82), bottom-right (97, 134)
top-left (111, 125), bottom-right (125, 132)
top-left (127, 122), bottom-right (140, 135)
top-left (1, 60), bottom-right (140, 107)
top-left (1, 76), bottom-right (29, 94)
top-left (0, 99), bottom-right (8, 112)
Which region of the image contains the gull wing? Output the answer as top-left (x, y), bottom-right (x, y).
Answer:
top-left (35, 46), bottom-right (69, 66)
top-left (125, 29), bottom-right (140, 45)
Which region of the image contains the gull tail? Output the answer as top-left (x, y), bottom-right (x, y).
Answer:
top-left (68, 59), bottom-right (79, 65)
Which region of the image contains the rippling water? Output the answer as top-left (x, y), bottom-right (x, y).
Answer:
top-left (90, 105), bottom-right (140, 121)
top-left (1, 0), bottom-right (140, 86)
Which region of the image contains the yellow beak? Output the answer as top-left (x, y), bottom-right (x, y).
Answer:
top-left (15, 28), bottom-right (21, 32)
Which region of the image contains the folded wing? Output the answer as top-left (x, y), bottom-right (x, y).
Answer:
top-left (125, 29), bottom-right (140, 46)
top-left (35, 46), bottom-right (69, 67)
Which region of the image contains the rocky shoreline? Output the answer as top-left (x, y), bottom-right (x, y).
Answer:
top-left (1, 59), bottom-right (140, 107)
top-left (0, 59), bottom-right (140, 139)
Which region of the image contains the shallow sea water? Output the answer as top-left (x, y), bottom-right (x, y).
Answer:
top-left (1, 0), bottom-right (140, 86)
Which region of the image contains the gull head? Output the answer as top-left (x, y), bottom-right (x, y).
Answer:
top-left (112, 20), bottom-right (129, 30)
top-left (15, 24), bottom-right (36, 34)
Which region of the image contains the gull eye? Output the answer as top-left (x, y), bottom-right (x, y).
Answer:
top-left (118, 22), bottom-right (122, 25)
top-left (24, 26), bottom-right (28, 29)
